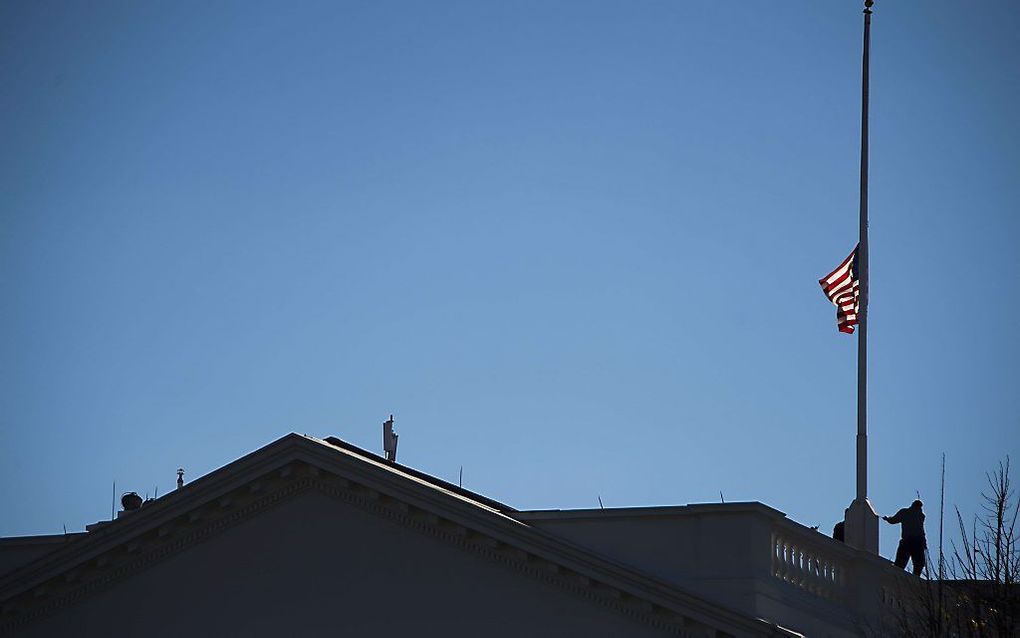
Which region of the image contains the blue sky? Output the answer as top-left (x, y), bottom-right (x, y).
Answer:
top-left (2, 1), bottom-right (1018, 561)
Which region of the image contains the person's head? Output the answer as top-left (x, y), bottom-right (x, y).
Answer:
top-left (912, 499), bottom-right (923, 510)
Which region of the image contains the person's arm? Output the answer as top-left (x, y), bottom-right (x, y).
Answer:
top-left (884, 508), bottom-right (906, 524)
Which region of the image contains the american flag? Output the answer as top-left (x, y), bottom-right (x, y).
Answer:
top-left (819, 245), bottom-right (860, 334)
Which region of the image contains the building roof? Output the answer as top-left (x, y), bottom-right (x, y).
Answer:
top-left (0, 433), bottom-right (799, 637)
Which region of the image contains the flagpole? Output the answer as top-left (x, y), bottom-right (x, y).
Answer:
top-left (845, 0), bottom-right (879, 554)
top-left (857, 0), bottom-right (871, 506)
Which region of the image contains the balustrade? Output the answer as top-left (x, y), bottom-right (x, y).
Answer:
top-left (771, 531), bottom-right (846, 601)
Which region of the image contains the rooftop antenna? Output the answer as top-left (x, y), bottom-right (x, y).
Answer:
top-left (719, 491), bottom-right (725, 504)
top-left (458, 465), bottom-right (463, 488)
top-left (382, 415), bottom-right (398, 462)
top-left (938, 453), bottom-right (945, 580)
top-left (177, 468), bottom-right (184, 490)
top-left (597, 495), bottom-right (604, 509)
top-left (938, 452), bottom-right (946, 630)
top-left (154, 486), bottom-right (159, 499)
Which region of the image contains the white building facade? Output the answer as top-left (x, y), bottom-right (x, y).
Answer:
top-left (0, 434), bottom-right (913, 637)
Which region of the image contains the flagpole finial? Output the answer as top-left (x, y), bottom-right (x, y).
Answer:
top-left (864, 0), bottom-right (874, 11)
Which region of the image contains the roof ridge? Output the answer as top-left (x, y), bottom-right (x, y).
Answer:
top-left (311, 434), bottom-right (517, 513)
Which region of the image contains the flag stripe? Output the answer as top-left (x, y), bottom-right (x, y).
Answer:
top-left (818, 245), bottom-right (860, 334)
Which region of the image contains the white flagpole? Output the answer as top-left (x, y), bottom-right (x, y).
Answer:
top-left (845, 0), bottom-right (880, 554)
top-left (858, 0), bottom-right (871, 508)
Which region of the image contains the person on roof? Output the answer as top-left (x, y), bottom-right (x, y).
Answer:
top-left (883, 500), bottom-right (926, 576)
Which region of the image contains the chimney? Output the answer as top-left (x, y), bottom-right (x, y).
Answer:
top-left (383, 415), bottom-right (398, 462)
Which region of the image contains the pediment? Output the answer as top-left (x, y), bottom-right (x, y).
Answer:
top-left (0, 434), bottom-right (769, 637)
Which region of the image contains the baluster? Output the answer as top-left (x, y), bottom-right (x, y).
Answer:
top-left (794, 546), bottom-right (803, 585)
top-left (784, 541), bottom-right (793, 582)
top-left (772, 538), bottom-right (779, 575)
top-left (807, 552), bottom-right (816, 592)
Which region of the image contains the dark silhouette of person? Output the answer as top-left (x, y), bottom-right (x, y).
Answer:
top-left (883, 500), bottom-right (926, 576)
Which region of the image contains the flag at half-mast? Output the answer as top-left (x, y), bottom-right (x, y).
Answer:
top-left (819, 245), bottom-right (860, 334)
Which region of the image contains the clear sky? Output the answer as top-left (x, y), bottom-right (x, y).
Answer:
top-left (2, 1), bottom-right (1018, 561)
